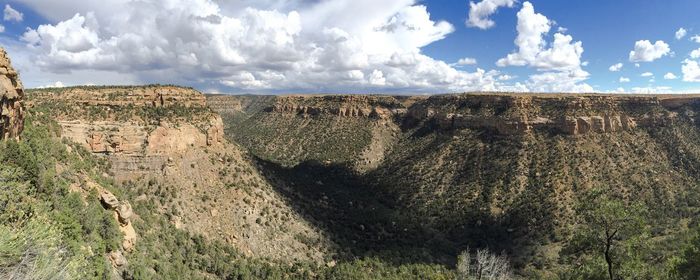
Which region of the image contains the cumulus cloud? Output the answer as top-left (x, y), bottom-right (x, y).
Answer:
top-left (631, 86), bottom-right (672, 94)
top-left (526, 70), bottom-right (593, 92)
top-left (16, 0), bottom-right (515, 92)
top-left (629, 40), bottom-right (670, 62)
top-left (692, 35), bottom-right (700, 43)
top-left (496, 2), bottom-right (585, 71)
top-left (466, 0), bottom-right (516, 29)
top-left (609, 63), bottom-right (623, 72)
top-left (496, 1), bottom-right (591, 92)
top-left (690, 48), bottom-right (700, 59)
top-left (0, 25), bottom-right (4, 33)
top-left (37, 81), bottom-right (66, 88)
top-left (676, 28), bottom-right (687, 40)
top-left (682, 59), bottom-right (700, 82)
top-left (456, 57), bottom-right (477, 65)
top-left (641, 72), bottom-right (653, 77)
top-left (664, 72), bottom-right (677, 80)
top-left (619, 77), bottom-right (630, 83)
top-left (3, 4), bottom-right (23, 22)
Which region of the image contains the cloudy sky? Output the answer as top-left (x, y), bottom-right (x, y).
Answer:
top-left (1, 0), bottom-right (700, 94)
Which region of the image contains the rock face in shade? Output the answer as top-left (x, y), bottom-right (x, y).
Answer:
top-left (0, 48), bottom-right (24, 140)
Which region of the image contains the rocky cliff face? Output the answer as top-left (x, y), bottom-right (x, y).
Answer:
top-left (28, 86), bottom-right (330, 263)
top-left (269, 95), bottom-right (407, 120)
top-left (30, 85), bottom-right (205, 108)
top-left (0, 48), bottom-right (24, 140)
top-left (404, 94), bottom-right (696, 136)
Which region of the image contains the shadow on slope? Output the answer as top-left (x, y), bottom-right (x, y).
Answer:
top-left (254, 157), bottom-right (462, 266)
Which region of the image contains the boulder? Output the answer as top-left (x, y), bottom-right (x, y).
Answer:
top-left (100, 190), bottom-right (120, 209)
top-left (108, 250), bottom-right (128, 268)
top-left (116, 202), bottom-right (133, 224)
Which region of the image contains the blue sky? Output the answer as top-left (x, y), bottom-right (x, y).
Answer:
top-left (2, 0), bottom-right (700, 93)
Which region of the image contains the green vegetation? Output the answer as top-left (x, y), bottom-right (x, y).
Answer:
top-left (212, 95), bottom-right (700, 279)
top-left (2, 95), bottom-right (458, 279)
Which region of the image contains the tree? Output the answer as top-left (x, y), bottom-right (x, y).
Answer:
top-left (457, 248), bottom-right (513, 280)
top-left (673, 226), bottom-right (700, 279)
top-left (566, 189), bottom-right (648, 280)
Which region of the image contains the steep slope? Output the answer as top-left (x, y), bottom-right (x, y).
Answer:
top-left (208, 94), bottom-right (411, 169)
top-left (0, 47), bottom-right (24, 140)
top-left (27, 86), bottom-right (331, 263)
top-left (211, 93), bottom-right (700, 277)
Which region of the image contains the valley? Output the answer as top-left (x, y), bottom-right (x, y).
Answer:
top-left (3, 49), bottom-right (700, 279)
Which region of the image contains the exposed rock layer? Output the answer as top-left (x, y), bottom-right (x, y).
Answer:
top-left (0, 48), bottom-right (24, 140)
top-left (235, 93), bottom-right (700, 136)
top-left (30, 85), bottom-right (205, 108)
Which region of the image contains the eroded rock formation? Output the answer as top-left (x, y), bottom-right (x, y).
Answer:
top-left (404, 94), bottom-right (692, 136)
top-left (0, 48), bottom-right (24, 140)
top-left (270, 95), bottom-right (404, 120)
top-left (30, 85), bottom-right (206, 108)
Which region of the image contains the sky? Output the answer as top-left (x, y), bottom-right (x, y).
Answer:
top-left (1, 0), bottom-right (700, 94)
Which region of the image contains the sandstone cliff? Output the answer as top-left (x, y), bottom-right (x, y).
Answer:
top-left (30, 85), bottom-right (205, 108)
top-left (0, 47), bottom-right (24, 140)
top-left (404, 94), bottom-right (696, 136)
top-left (28, 86), bottom-right (330, 263)
top-left (269, 95), bottom-right (407, 120)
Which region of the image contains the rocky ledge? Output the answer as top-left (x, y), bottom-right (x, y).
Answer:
top-left (0, 47), bottom-right (24, 140)
top-left (268, 95), bottom-right (407, 120)
top-left (30, 85), bottom-right (206, 108)
top-left (405, 94), bottom-right (698, 136)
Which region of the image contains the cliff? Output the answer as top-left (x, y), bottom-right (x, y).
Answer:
top-left (268, 95), bottom-right (409, 120)
top-left (29, 85), bottom-right (205, 108)
top-left (27, 86), bottom-right (330, 263)
top-left (0, 47), bottom-right (24, 140)
top-left (403, 94), bottom-right (698, 136)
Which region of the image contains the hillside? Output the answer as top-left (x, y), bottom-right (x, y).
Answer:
top-left (26, 85), bottom-right (334, 265)
top-left (209, 93), bottom-right (700, 278)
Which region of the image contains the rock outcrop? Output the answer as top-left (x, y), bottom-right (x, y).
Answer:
top-left (404, 94), bottom-right (692, 136)
top-left (27, 85), bottom-right (225, 178)
top-left (30, 85), bottom-right (205, 108)
top-left (0, 48), bottom-right (24, 140)
top-left (269, 95), bottom-right (405, 120)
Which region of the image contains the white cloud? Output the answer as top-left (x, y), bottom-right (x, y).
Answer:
top-left (690, 48), bottom-right (700, 59)
top-left (631, 86), bottom-right (672, 94)
top-left (16, 0), bottom-right (512, 92)
top-left (629, 40), bottom-right (670, 62)
top-left (0, 24), bottom-right (4, 33)
top-left (664, 72), bottom-right (677, 80)
top-left (496, 2), bottom-right (585, 71)
top-left (369, 69), bottom-right (386, 86)
top-left (692, 35), bottom-right (700, 43)
top-left (456, 57), bottom-right (477, 65)
top-left (466, 0), bottom-right (516, 29)
top-left (641, 72), bottom-right (653, 77)
top-left (676, 28), bottom-right (687, 40)
top-left (3, 4), bottom-right (23, 22)
top-left (37, 81), bottom-right (66, 88)
top-left (497, 74), bottom-right (513, 80)
top-left (526, 70), bottom-right (593, 93)
top-left (619, 77), bottom-right (630, 83)
top-left (682, 59), bottom-right (700, 82)
top-left (495, 1), bottom-right (591, 92)
top-left (609, 63), bottom-right (623, 72)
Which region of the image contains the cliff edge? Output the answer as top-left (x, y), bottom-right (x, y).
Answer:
top-left (0, 47), bottom-right (24, 140)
